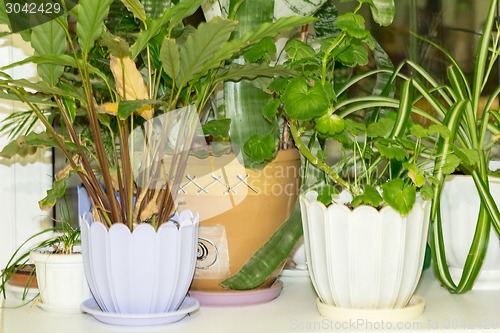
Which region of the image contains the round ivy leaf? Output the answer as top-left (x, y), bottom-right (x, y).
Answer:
top-left (315, 113), bottom-right (345, 137)
top-left (283, 78), bottom-right (329, 120)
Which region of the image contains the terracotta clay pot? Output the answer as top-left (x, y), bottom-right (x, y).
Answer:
top-left (179, 150), bottom-right (301, 294)
top-left (5, 264), bottom-right (38, 289)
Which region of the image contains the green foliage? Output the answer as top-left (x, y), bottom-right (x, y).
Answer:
top-left (243, 134), bottom-right (276, 164)
top-left (271, 1), bottom-right (450, 216)
top-left (402, 0), bottom-right (500, 293)
top-left (0, 203), bottom-right (80, 301)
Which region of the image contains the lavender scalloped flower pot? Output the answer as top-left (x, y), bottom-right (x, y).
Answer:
top-left (80, 210), bottom-right (199, 314)
top-left (300, 190), bottom-right (430, 320)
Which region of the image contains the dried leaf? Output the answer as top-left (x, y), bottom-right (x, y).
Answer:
top-left (110, 55), bottom-right (149, 100)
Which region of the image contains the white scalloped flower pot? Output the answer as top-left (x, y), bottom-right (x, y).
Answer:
top-left (30, 248), bottom-right (91, 314)
top-left (300, 191), bottom-right (430, 321)
top-left (441, 174), bottom-right (500, 290)
top-left (80, 210), bottom-right (199, 315)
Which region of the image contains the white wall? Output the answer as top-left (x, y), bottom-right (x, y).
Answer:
top-left (0, 29), bottom-right (52, 268)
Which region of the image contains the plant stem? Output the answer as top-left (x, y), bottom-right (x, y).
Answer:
top-left (289, 121), bottom-right (347, 188)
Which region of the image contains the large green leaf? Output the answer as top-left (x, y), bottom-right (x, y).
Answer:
top-left (160, 37), bottom-right (180, 82)
top-left (30, 18), bottom-right (67, 86)
top-left (381, 179), bottom-right (416, 216)
top-left (370, 0), bottom-right (395, 26)
top-left (0, 131), bottom-right (70, 158)
top-left (76, 0), bottom-right (114, 55)
top-left (130, 0), bottom-right (203, 59)
top-left (283, 78), bottom-right (329, 120)
top-left (177, 17), bottom-right (236, 87)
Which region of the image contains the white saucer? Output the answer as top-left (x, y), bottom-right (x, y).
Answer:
top-left (80, 296), bottom-right (200, 326)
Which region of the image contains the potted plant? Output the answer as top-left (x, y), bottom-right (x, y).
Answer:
top-left (262, 0), bottom-right (457, 320)
top-left (1, 219), bottom-right (89, 314)
top-left (403, 0), bottom-right (500, 293)
top-left (0, 0), bottom-right (314, 323)
top-left (191, 0), bottom-right (400, 304)
top-left (184, 0), bottom-right (316, 304)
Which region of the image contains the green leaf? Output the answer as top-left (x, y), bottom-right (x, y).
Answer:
top-left (335, 13), bottom-right (369, 39)
top-left (315, 113), bottom-right (345, 137)
top-left (0, 131), bottom-right (62, 158)
top-left (121, 0), bottom-right (147, 22)
top-left (243, 134), bottom-right (276, 164)
top-left (102, 32), bottom-right (131, 58)
top-left (439, 153), bottom-right (461, 174)
top-left (263, 99), bottom-right (280, 122)
top-left (317, 185), bottom-right (337, 206)
top-left (76, 0), bottom-right (114, 55)
top-left (344, 118), bottom-right (366, 136)
top-left (337, 41), bottom-right (370, 67)
top-left (177, 17), bottom-right (236, 87)
top-left (352, 184), bottom-right (383, 208)
top-left (375, 142), bottom-right (408, 161)
top-left (39, 176), bottom-right (68, 211)
top-left (243, 37), bottom-right (276, 63)
top-left (367, 118), bottom-right (394, 138)
top-left (420, 184), bottom-right (433, 201)
top-left (283, 78), bottom-right (329, 120)
top-left (370, 0), bottom-right (395, 26)
top-left (117, 100), bottom-right (152, 119)
top-left (314, 2), bottom-right (341, 38)
top-left (130, 0), bottom-right (203, 59)
top-left (202, 119), bottom-right (231, 139)
top-left (381, 179), bottom-right (416, 216)
top-left (285, 39), bottom-right (316, 62)
top-left (409, 124), bottom-right (428, 138)
top-left (403, 162), bottom-right (426, 187)
top-left (160, 37), bottom-right (180, 82)
top-left (30, 18), bottom-right (67, 86)
top-left (428, 124), bottom-right (451, 138)
top-left (451, 146), bottom-right (480, 167)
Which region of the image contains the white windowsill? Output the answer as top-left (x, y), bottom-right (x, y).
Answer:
top-left (1, 269), bottom-right (499, 332)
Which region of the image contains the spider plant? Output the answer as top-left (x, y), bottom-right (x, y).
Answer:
top-left (403, 0), bottom-right (500, 293)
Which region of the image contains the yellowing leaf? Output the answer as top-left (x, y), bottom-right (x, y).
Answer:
top-left (97, 102), bottom-right (119, 115)
top-left (136, 104), bottom-right (154, 121)
top-left (110, 55), bottom-right (149, 100)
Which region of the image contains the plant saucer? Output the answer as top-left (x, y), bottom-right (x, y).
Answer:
top-left (189, 279), bottom-right (283, 307)
top-left (80, 296), bottom-right (200, 326)
top-left (316, 295), bottom-right (425, 322)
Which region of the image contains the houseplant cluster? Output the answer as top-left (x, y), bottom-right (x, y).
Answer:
top-left (0, 0), bottom-right (499, 325)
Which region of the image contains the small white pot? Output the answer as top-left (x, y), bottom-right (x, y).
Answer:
top-left (300, 191), bottom-right (430, 320)
top-left (30, 248), bottom-right (91, 314)
top-left (441, 174), bottom-right (500, 289)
